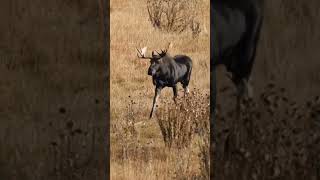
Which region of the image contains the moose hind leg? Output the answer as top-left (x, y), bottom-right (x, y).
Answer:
top-left (184, 87), bottom-right (190, 97)
top-left (235, 78), bottom-right (253, 100)
top-left (182, 83), bottom-right (190, 97)
top-left (150, 87), bottom-right (161, 119)
top-left (183, 68), bottom-right (192, 97)
top-left (172, 85), bottom-right (178, 103)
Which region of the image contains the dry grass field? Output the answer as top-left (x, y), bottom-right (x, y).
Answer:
top-left (214, 0), bottom-right (320, 179)
top-left (110, 0), bottom-right (210, 179)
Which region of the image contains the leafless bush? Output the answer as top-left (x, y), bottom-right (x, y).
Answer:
top-left (156, 89), bottom-right (209, 149)
top-left (198, 127), bottom-right (210, 179)
top-left (214, 82), bottom-right (320, 180)
top-left (111, 92), bottom-right (210, 178)
top-left (147, 0), bottom-right (201, 36)
top-left (112, 97), bottom-right (138, 161)
top-left (49, 120), bottom-right (98, 179)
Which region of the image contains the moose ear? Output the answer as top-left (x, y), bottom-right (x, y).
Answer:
top-left (152, 51), bottom-right (155, 56)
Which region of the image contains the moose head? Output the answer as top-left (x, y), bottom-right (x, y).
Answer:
top-left (136, 47), bottom-right (168, 76)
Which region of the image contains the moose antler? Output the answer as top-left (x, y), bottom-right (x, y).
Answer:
top-left (166, 42), bottom-right (173, 50)
top-left (161, 49), bottom-right (167, 54)
top-left (155, 49), bottom-right (167, 57)
top-left (136, 47), bottom-right (152, 59)
top-left (154, 42), bottom-right (171, 57)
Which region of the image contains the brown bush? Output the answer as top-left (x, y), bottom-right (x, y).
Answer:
top-left (156, 89), bottom-right (209, 149)
top-left (214, 82), bottom-right (320, 180)
top-left (147, 0), bottom-right (201, 36)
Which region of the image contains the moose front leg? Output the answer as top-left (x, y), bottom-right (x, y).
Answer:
top-left (150, 86), bottom-right (162, 119)
top-left (172, 85), bottom-right (178, 103)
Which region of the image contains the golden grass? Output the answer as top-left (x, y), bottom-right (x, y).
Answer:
top-left (110, 0), bottom-right (209, 121)
top-left (110, 0), bottom-right (210, 179)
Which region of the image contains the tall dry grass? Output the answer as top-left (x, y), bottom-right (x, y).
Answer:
top-left (111, 89), bottom-right (210, 179)
top-left (214, 83), bottom-right (320, 180)
top-left (110, 0), bottom-right (210, 179)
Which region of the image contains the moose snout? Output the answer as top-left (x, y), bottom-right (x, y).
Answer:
top-left (148, 68), bottom-right (156, 76)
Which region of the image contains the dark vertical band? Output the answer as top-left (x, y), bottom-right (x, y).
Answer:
top-left (99, 0), bottom-right (110, 178)
top-left (210, 0), bottom-right (216, 179)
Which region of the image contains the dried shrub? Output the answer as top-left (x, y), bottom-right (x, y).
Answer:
top-left (111, 91), bottom-right (210, 179)
top-left (214, 82), bottom-right (320, 180)
top-left (198, 126), bottom-right (210, 179)
top-left (156, 89), bottom-right (209, 149)
top-left (112, 97), bottom-right (138, 161)
top-left (147, 0), bottom-right (201, 36)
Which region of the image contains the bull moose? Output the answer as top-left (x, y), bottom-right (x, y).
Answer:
top-left (136, 47), bottom-right (192, 118)
top-left (212, 0), bottom-right (264, 111)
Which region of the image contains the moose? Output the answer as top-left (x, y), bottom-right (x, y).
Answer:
top-left (136, 47), bottom-right (193, 118)
top-left (211, 0), bottom-right (264, 112)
